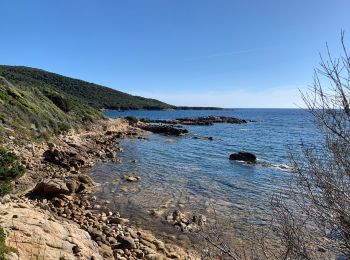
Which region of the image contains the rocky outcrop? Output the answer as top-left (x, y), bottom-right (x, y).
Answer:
top-left (31, 195), bottom-right (199, 259)
top-left (10, 118), bottom-right (142, 194)
top-left (229, 152), bottom-right (257, 163)
top-left (31, 179), bottom-right (71, 195)
top-left (43, 146), bottom-right (87, 169)
top-left (30, 175), bottom-right (96, 197)
top-left (137, 123), bottom-right (188, 136)
top-left (0, 200), bottom-right (103, 260)
top-left (3, 118), bottom-right (199, 259)
top-left (128, 116), bottom-right (252, 136)
top-left (140, 116), bottom-right (251, 126)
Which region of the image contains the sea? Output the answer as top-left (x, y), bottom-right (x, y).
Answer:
top-left (87, 109), bottom-right (321, 246)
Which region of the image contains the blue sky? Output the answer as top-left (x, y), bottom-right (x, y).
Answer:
top-left (1, 0), bottom-right (350, 108)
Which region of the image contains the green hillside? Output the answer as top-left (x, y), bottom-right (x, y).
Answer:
top-left (0, 75), bottom-right (103, 141)
top-left (0, 65), bottom-right (175, 141)
top-left (0, 66), bottom-right (173, 110)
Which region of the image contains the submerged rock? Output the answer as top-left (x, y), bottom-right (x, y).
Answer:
top-left (229, 152), bottom-right (257, 163)
top-left (124, 175), bottom-right (141, 182)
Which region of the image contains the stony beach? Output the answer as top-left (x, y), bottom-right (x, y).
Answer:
top-left (0, 118), bottom-right (199, 260)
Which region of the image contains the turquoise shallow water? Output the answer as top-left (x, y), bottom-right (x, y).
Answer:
top-left (88, 109), bottom-right (320, 242)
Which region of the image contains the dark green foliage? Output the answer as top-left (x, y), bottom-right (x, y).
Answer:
top-left (44, 91), bottom-right (73, 112)
top-left (0, 66), bottom-right (173, 110)
top-left (0, 73), bottom-right (103, 140)
top-left (0, 148), bottom-right (25, 257)
top-left (0, 65), bottom-right (181, 141)
top-left (0, 183), bottom-right (13, 196)
top-left (0, 148), bottom-right (25, 181)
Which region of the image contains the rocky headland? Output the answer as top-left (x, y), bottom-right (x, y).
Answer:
top-left (139, 116), bottom-right (250, 126)
top-left (124, 115), bottom-right (251, 137)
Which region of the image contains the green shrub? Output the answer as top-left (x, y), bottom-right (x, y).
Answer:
top-left (0, 148), bottom-right (25, 181)
top-left (0, 183), bottom-right (13, 196)
top-left (44, 92), bottom-right (73, 112)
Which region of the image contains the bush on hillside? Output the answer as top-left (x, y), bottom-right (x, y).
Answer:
top-left (0, 147), bottom-right (25, 181)
top-left (44, 92), bottom-right (74, 113)
top-left (0, 147), bottom-right (25, 195)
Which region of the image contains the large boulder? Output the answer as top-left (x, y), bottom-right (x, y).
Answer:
top-left (65, 178), bottom-right (80, 193)
top-left (138, 123), bottom-right (188, 136)
top-left (31, 175), bottom-right (95, 196)
top-left (229, 152), bottom-right (257, 163)
top-left (43, 148), bottom-right (87, 168)
top-left (0, 202), bottom-right (104, 260)
top-left (31, 179), bottom-right (71, 196)
top-left (115, 235), bottom-right (137, 250)
top-left (78, 175), bottom-right (95, 186)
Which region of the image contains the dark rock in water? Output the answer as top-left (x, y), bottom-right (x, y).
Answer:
top-left (123, 175), bottom-right (140, 182)
top-left (124, 116), bottom-right (139, 125)
top-left (136, 116), bottom-right (251, 136)
top-left (193, 136), bottom-right (213, 140)
top-left (138, 123), bottom-right (188, 136)
top-left (229, 152), bottom-right (257, 163)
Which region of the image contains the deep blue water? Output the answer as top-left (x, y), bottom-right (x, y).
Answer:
top-left (90, 109), bottom-right (320, 240)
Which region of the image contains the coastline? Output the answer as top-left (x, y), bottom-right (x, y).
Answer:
top-left (1, 118), bottom-right (199, 259)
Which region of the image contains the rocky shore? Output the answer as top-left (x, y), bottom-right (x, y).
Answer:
top-left (139, 116), bottom-right (250, 126)
top-left (123, 115), bottom-right (251, 137)
top-left (136, 124), bottom-right (188, 136)
top-left (0, 118), bottom-right (199, 259)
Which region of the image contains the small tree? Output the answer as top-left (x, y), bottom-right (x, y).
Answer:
top-left (0, 147), bottom-right (25, 195)
top-left (199, 33), bottom-right (350, 259)
top-left (272, 32), bottom-right (350, 259)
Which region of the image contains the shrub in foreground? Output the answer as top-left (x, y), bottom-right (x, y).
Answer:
top-left (0, 147), bottom-right (25, 195)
